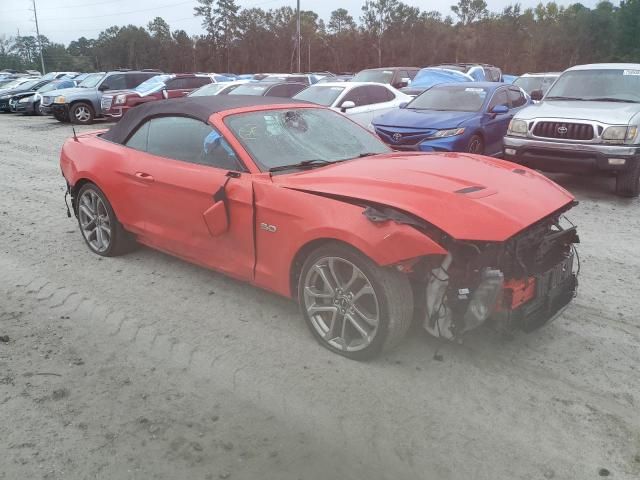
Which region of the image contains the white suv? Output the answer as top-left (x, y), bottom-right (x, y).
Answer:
top-left (503, 63), bottom-right (640, 197)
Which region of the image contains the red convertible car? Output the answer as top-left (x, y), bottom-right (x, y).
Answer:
top-left (60, 96), bottom-right (579, 359)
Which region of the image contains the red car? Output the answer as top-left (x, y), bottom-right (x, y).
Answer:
top-left (101, 73), bottom-right (213, 118)
top-left (60, 96), bottom-right (579, 360)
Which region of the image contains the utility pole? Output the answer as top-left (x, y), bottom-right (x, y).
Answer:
top-left (296, 0), bottom-right (301, 73)
top-left (31, 0), bottom-right (46, 74)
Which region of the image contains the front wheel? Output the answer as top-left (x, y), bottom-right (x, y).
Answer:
top-left (70, 102), bottom-right (94, 125)
top-left (298, 243), bottom-right (413, 360)
top-left (53, 110), bottom-right (69, 122)
top-left (615, 160), bottom-right (640, 197)
top-left (466, 134), bottom-right (484, 154)
top-left (76, 183), bottom-right (136, 257)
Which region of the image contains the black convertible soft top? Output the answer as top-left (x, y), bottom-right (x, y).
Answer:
top-left (101, 95), bottom-right (306, 144)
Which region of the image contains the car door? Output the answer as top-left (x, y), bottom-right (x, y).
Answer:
top-left (122, 115), bottom-right (255, 279)
top-left (482, 88), bottom-right (512, 155)
top-left (339, 86), bottom-right (376, 125)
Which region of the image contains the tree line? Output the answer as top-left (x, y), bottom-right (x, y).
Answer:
top-left (1, 0), bottom-right (639, 76)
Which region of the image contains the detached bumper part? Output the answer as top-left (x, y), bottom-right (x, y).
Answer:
top-left (424, 256), bottom-right (504, 339)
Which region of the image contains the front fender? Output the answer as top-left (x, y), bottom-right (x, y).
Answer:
top-left (252, 182), bottom-right (446, 298)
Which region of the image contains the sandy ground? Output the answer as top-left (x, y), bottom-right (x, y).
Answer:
top-left (0, 113), bottom-right (639, 480)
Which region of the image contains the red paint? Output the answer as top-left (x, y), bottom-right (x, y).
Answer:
top-left (60, 104), bottom-right (575, 300)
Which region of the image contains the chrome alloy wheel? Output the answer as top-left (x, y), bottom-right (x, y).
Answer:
top-left (78, 189), bottom-right (112, 253)
top-left (303, 257), bottom-right (380, 352)
top-left (74, 105), bottom-right (91, 123)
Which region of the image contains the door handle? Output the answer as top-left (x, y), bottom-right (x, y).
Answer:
top-left (134, 172), bottom-right (154, 182)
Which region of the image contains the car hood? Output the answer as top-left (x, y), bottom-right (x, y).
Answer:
top-left (42, 86), bottom-right (94, 98)
top-left (0, 86), bottom-right (32, 96)
top-left (519, 100), bottom-right (640, 124)
top-left (102, 89), bottom-right (139, 98)
top-left (373, 108), bottom-right (477, 130)
top-left (273, 153), bottom-right (574, 242)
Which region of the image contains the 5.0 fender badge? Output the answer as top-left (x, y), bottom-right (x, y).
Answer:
top-left (260, 223), bottom-right (277, 233)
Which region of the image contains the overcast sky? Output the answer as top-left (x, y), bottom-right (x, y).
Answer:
top-left (1, 0), bottom-right (602, 45)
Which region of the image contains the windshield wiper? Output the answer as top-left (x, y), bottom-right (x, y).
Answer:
top-left (357, 152), bottom-right (379, 158)
top-left (545, 96), bottom-right (586, 101)
top-left (586, 97), bottom-right (639, 103)
top-left (268, 159), bottom-right (334, 173)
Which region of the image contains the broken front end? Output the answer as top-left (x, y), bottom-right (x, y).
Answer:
top-left (366, 204), bottom-right (579, 340)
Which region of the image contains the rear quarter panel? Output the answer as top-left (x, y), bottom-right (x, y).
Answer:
top-left (60, 133), bottom-right (141, 232)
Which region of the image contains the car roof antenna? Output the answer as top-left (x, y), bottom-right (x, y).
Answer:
top-left (72, 126), bottom-right (78, 142)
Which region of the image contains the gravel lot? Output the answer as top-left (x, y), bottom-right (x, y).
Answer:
top-left (1, 114), bottom-right (639, 480)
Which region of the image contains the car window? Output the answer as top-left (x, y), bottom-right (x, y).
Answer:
top-left (102, 74), bottom-right (127, 90)
top-left (341, 86), bottom-right (372, 107)
top-left (128, 116), bottom-right (244, 171)
top-left (488, 89), bottom-right (509, 110)
top-left (508, 88), bottom-right (527, 108)
top-left (266, 84), bottom-right (291, 97)
top-left (408, 69), bottom-right (419, 79)
top-left (187, 77), bottom-right (211, 88)
top-left (367, 85), bottom-right (395, 103)
top-left (167, 78), bottom-right (188, 89)
top-left (286, 84), bottom-right (307, 97)
top-left (125, 122), bottom-right (150, 151)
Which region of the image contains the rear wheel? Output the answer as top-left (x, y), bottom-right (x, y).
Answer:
top-left (467, 134), bottom-right (484, 154)
top-left (76, 183), bottom-right (136, 257)
top-left (70, 102), bottom-right (94, 125)
top-left (615, 160), bottom-right (640, 197)
top-left (298, 243), bottom-right (413, 360)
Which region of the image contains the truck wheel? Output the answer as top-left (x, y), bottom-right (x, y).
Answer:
top-left (298, 242), bottom-right (413, 360)
top-left (53, 110), bottom-right (69, 122)
top-left (70, 102), bottom-right (94, 125)
top-left (615, 160), bottom-right (640, 197)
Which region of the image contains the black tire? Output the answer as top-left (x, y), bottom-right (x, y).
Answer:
top-left (69, 101), bottom-right (95, 125)
top-left (32, 100), bottom-right (42, 116)
top-left (615, 160), bottom-right (640, 197)
top-left (76, 183), bottom-right (136, 257)
top-left (298, 242), bottom-right (413, 360)
top-left (53, 110), bottom-right (69, 122)
top-left (467, 134), bottom-right (484, 154)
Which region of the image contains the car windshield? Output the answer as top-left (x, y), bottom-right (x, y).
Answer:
top-left (15, 79), bottom-right (39, 90)
top-left (189, 83), bottom-right (229, 97)
top-left (38, 82), bottom-right (67, 93)
top-left (229, 84), bottom-right (269, 96)
top-left (352, 70), bottom-right (394, 84)
top-left (79, 73), bottom-right (104, 88)
top-left (545, 69), bottom-right (640, 102)
top-left (409, 85), bottom-right (489, 111)
top-left (41, 72), bottom-right (56, 80)
top-left (411, 70), bottom-right (472, 88)
top-left (0, 79), bottom-right (23, 89)
top-left (224, 108), bottom-right (390, 171)
top-left (134, 75), bottom-right (170, 95)
top-left (293, 86), bottom-right (345, 106)
top-left (514, 75), bottom-right (557, 93)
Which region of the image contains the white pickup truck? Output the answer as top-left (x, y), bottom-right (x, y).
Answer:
top-left (503, 63), bottom-right (640, 197)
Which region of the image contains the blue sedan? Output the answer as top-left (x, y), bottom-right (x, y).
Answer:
top-left (372, 82), bottom-right (531, 156)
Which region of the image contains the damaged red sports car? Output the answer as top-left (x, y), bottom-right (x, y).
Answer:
top-left (60, 96), bottom-right (579, 360)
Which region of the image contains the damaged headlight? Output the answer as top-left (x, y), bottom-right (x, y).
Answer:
top-left (463, 268), bottom-right (504, 331)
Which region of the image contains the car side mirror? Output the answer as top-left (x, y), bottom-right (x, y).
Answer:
top-left (398, 102), bottom-right (408, 109)
top-left (161, 87), bottom-right (168, 99)
top-left (491, 104), bottom-right (509, 114)
top-left (340, 100), bottom-right (355, 113)
top-left (98, 84), bottom-right (109, 91)
top-left (530, 89), bottom-right (544, 101)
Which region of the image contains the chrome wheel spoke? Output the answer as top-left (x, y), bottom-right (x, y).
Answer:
top-left (304, 286), bottom-right (333, 300)
top-left (353, 284), bottom-right (374, 302)
top-left (313, 265), bottom-right (336, 295)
